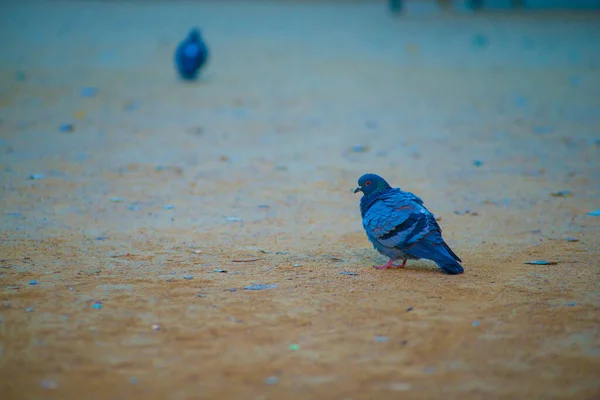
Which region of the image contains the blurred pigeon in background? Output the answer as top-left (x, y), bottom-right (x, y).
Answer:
top-left (175, 28), bottom-right (209, 80)
top-left (354, 173), bottom-right (464, 274)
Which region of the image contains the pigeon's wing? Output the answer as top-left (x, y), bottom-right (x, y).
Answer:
top-left (363, 191), bottom-right (439, 251)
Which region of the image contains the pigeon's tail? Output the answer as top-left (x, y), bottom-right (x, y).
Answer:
top-left (405, 240), bottom-right (464, 275)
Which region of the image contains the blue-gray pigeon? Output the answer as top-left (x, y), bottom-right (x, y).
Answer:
top-left (354, 173), bottom-right (464, 274)
top-left (175, 28), bottom-right (209, 80)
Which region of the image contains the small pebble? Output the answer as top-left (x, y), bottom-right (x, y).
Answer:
top-left (59, 123), bottom-right (74, 133)
top-left (472, 321), bottom-right (480, 327)
top-left (406, 307), bottom-right (413, 312)
top-left (375, 336), bottom-right (389, 343)
top-left (25, 307), bottom-right (34, 312)
top-left (80, 87), bottom-right (98, 97)
top-left (265, 376), bottom-right (279, 385)
top-left (473, 160), bottom-right (483, 167)
top-left (92, 302), bottom-right (102, 310)
top-left (29, 280), bottom-right (38, 286)
top-left (289, 344), bottom-right (300, 351)
top-left (163, 204), bottom-right (175, 210)
top-left (29, 173), bottom-right (45, 180)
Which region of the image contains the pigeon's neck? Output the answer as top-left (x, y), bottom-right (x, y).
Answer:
top-left (360, 188), bottom-right (392, 217)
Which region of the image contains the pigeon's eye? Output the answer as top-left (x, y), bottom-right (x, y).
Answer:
top-left (365, 181), bottom-right (371, 186)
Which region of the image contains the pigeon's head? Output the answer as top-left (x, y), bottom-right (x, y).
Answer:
top-left (189, 28), bottom-right (202, 41)
top-left (354, 173), bottom-right (391, 196)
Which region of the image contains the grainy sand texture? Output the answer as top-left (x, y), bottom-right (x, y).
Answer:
top-left (1, 1), bottom-right (599, 399)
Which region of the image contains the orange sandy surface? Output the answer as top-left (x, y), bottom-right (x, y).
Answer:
top-left (1, 1), bottom-right (599, 399)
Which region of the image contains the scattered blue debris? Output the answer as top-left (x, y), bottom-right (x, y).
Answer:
top-left (28, 280), bottom-right (38, 286)
top-left (59, 123), bottom-right (74, 133)
top-left (569, 76), bottom-right (580, 87)
top-left (351, 144), bottom-right (369, 153)
top-left (365, 120), bottom-right (378, 129)
top-left (567, 302), bottom-right (576, 307)
top-left (515, 96), bottom-right (527, 108)
top-left (163, 204), bottom-right (175, 210)
top-left (96, 236), bottom-right (108, 241)
top-left (588, 209), bottom-right (600, 217)
top-left (275, 252), bottom-right (289, 255)
top-left (472, 34), bottom-right (488, 48)
top-left (25, 307), bottom-right (34, 312)
top-left (375, 336), bottom-right (389, 343)
top-left (565, 238), bottom-right (579, 242)
top-left (265, 376), bottom-right (279, 385)
top-left (123, 101), bottom-right (140, 112)
top-left (129, 377), bottom-right (138, 385)
top-left (244, 284), bottom-right (278, 291)
top-left (406, 307), bottom-right (413, 312)
top-left (340, 271), bottom-right (358, 276)
top-left (257, 204), bottom-right (270, 209)
top-left (472, 321), bottom-right (480, 327)
top-left (109, 197), bottom-right (125, 203)
top-left (198, 294), bottom-right (206, 297)
top-left (473, 160), bottom-right (483, 167)
top-left (227, 288), bottom-right (236, 292)
top-left (214, 269), bottom-right (227, 273)
top-left (92, 302), bottom-right (102, 310)
top-left (29, 174), bottom-right (45, 180)
top-left (524, 260), bottom-right (557, 265)
top-left (183, 275), bottom-right (194, 280)
top-left (532, 126), bottom-right (552, 135)
top-left (14, 70), bottom-right (27, 81)
top-left (127, 204), bottom-right (140, 211)
top-left (550, 190), bottom-right (571, 197)
top-left (80, 87), bottom-right (98, 97)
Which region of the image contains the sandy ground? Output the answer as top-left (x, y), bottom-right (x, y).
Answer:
top-left (1, 1), bottom-right (600, 399)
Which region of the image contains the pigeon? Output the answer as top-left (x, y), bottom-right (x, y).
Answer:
top-left (354, 173), bottom-right (464, 274)
top-left (174, 28), bottom-right (209, 80)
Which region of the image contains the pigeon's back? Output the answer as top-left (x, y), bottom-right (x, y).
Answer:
top-left (175, 37), bottom-right (208, 79)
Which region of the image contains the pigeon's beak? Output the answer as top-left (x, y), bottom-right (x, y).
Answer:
top-left (353, 186), bottom-right (362, 194)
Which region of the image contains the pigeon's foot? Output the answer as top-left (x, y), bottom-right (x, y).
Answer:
top-left (373, 260), bottom-right (395, 270)
top-left (391, 259), bottom-right (407, 268)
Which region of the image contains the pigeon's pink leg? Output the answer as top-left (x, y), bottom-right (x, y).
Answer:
top-left (392, 259), bottom-right (407, 268)
top-left (373, 260), bottom-right (394, 270)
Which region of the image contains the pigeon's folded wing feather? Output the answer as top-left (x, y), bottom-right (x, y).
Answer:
top-left (363, 193), bottom-right (436, 250)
